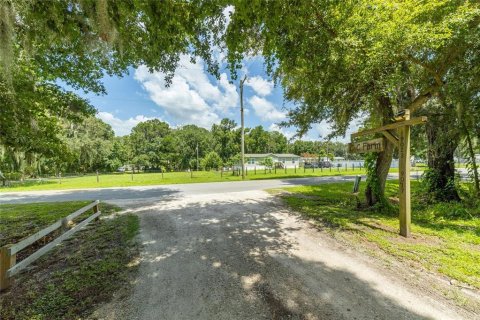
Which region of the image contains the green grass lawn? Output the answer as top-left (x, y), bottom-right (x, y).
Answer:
top-left (0, 201), bottom-right (140, 320)
top-left (0, 166), bottom-right (419, 192)
top-left (277, 181), bottom-right (480, 291)
top-left (0, 167), bottom-right (367, 192)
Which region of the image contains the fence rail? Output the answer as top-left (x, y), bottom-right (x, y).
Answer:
top-left (0, 200), bottom-right (100, 291)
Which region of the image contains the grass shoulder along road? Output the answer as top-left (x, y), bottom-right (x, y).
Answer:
top-left (0, 167), bottom-right (420, 192)
top-left (273, 181), bottom-right (480, 310)
top-left (0, 201), bottom-right (139, 320)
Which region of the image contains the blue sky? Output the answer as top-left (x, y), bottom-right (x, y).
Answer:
top-left (73, 55), bottom-right (357, 142)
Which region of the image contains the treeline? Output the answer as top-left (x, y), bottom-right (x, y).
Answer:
top-left (0, 117), bottom-right (351, 176)
top-left (1, 1), bottom-right (479, 203)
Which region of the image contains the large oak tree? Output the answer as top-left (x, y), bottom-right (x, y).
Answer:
top-left (222, 0), bottom-right (480, 203)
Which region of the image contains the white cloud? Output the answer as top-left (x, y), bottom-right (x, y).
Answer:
top-left (307, 117), bottom-right (364, 143)
top-left (246, 76), bottom-right (273, 96)
top-left (134, 55), bottom-right (238, 128)
top-left (97, 112), bottom-right (159, 136)
top-left (223, 5), bottom-right (234, 26)
top-left (268, 123), bottom-right (295, 139)
top-left (248, 95), bottom-right (286, 122)
top-left (312, 122), bottom-right (331, 140)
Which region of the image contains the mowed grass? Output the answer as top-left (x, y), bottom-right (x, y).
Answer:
top-left (278, 181), bottom-right (480, 290)
top-left (0, 201), bottom-right (93, 247)
top-left (0, 201), bottom-right (140, 320)
top-left (1, 167), bottom-right (374, 192)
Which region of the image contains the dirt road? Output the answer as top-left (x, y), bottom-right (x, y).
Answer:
top-left (94, 190), bottom-right (471, 320)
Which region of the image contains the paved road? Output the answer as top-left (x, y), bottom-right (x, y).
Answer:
top-left (1, 169), bottom-right (470, 204)
top-left (0, 175), bottom-right (360, 204)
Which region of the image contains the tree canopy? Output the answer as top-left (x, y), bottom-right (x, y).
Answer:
top-left (1, 0), bottom-right (479, 202)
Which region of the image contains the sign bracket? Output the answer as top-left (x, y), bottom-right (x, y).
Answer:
top-left (382, 130), bottom-right (399, 148)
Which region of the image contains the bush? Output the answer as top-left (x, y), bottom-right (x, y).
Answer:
top-left (23, 165), bottom-right (37, 178)
top-left (260, 157), bottom-right (273, 168)
top-left (201, 151), bottom-right (223, 170)
top-left (422, 168), bottom-right (460, 201)
top-left (431, 202), bottom-right (474, 220)
top-left (4, 172), bottom-right (23, 181)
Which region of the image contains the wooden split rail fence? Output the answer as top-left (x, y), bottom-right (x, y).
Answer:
top-left (0, 200), bottom-right (101, 291)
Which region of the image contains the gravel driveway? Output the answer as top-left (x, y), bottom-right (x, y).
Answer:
top-left (93, 190), bottom-right (467, 320)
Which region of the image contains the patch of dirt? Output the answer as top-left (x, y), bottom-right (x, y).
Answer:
top-left (285, 208), bottom-right (480, 316)
top-left (254, 282), bottom-right (305, 320)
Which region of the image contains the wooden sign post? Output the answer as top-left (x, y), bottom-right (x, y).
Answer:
top-left (349, 110), bottom-right (427, 237)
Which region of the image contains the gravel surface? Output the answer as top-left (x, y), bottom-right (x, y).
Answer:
top-left (92, 190), bottom-right (468, 320)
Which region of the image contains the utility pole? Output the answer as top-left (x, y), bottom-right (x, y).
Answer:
top-left (240, 75), bottom-right (247, 180)
top-left (196, 142), bottom-right (199, 171)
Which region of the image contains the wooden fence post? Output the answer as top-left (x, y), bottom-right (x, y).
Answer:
top-left (61, 216), bottom-right (70, 231)
top-left (93, 202), bottom-right (100, 221)
top-left (0, 245), bottom-right (15, 291)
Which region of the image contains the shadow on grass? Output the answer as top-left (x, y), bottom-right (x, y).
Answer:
top-left (1, 179), bottom-right (58, 189)
top-left (0, 205), bottom-right (139, 320)
top-left (282, 181), bottom-right (479, 240)
top-left (414, 220), bottom-right (480, 238)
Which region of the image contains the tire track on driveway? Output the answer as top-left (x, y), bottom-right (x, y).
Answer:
top-left (93, 190), bottom-right (468, 320)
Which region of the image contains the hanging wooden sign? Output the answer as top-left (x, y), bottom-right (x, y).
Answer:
top-left (348, 138), bottom-right (384, 154)
top-left (350, 110), bottom-right (427, 238)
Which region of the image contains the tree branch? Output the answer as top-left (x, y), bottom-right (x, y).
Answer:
top-left (407, 84), bottom-right (440, 114)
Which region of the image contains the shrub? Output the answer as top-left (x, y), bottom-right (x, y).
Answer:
top-left (201, 151), bottom-right (223, 170)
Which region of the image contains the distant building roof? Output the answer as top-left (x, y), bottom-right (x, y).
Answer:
top-left (301, 153), bottom-right (317, 158)
top-left (245, 153), bottom-right (300, 158)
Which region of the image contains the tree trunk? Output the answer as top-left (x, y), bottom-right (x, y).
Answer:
top-left (425, 112), bottom-right (461, 201)
top-left (462, 120), bottom-right (480, 195)
top-left (365, 140), bottom-right (394, 206)
top-left (365, 96), bottom-right (395, 206)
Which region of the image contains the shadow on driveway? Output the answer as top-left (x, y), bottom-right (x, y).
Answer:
top-left (107, 194), bottom-right (440, 320)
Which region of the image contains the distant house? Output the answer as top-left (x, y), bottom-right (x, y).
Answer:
top-left (300, 153), bottom-right (318, 164)
top-left (238, 153), bottom-right (301, 169)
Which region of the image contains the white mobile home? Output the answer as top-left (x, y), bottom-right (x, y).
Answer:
top-left (238, 153), bottom-right (301, 169)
